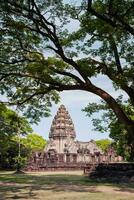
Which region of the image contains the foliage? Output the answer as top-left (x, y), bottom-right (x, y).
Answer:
top-left (21, 133), bottom-right (47, 152)
top-left (95, 139), bottom-right (112, 152)
top-left (83, 101), bottom-right (134, 160)
top-left (0, 138), bottom-right (29, 170)
top-left (0, 132), bottom-right (47, 170)
top-left (0, 105), bottom-right (32, 169)
top-left (0, 1), bottom-right (134, 158)
top-left (0, 104), bottom-right (32, 135)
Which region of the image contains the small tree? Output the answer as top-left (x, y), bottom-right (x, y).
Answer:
top-left (21, 133), bottom-right (47, 152)
top-left (0, 104), bottom-right (32, 170)
top-left (95, 139), bottom-right (112, 152)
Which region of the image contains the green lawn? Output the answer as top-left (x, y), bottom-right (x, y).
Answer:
top-left (0, 171), bottom-right (134, 200)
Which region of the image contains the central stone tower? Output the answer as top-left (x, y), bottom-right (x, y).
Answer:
top-left (47, 105), bottom-right (76, 153)
top-left (25, 105), bottom-right (108, 171)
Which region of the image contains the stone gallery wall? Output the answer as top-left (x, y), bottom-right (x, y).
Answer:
top-left (25, 148), bottom-right (122, 171)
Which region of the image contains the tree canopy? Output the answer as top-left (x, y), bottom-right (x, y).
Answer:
top-left (0, 104), bottom-right (32, 135)
top-left (0, 1), bottom-right (134, 158)
top-left (84, 100), bottom-right (134, 160)
top-left (21, 133), bottom-right (47, 152)
top-left (0, 105), bottom-right (32, 169)
top-left (95, 139), bottom-right (112, 152)
top-left (0, 105), bottom-right (47, 169)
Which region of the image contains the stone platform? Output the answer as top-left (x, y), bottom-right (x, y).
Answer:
top-left (25, 162), bottom-right (86, 171)
top-left (84, 163), bottom-right (134, 182)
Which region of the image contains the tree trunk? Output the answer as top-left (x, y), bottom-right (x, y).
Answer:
top-left (121, 85), bottom-right (134, 106)
top-left (84, 83), bottom-right (134, 160)
top-left (85, 83), bottom-right (132, 125)
top-left (127, 126), bottom-right (134, 161)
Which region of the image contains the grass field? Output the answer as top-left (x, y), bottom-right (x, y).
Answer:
top-left (0, 171), bottom-right (134, 200)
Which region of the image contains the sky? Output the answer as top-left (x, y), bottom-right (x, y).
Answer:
top-left (31, 75), bottom-right (127, 141)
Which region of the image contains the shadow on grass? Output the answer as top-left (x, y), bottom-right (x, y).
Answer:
top-left (0, 172), bottom-right (134, 199)
top-left (0, 173), bottom-right (101, 200)
top-left (115, 187), bottom-right (134, 194)
top-left (0, 173), bottom-right (95, 185)
top-left (0, 185), bottom-right (36, 200)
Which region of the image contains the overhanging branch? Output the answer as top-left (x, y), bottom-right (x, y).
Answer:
top-left (87, 0), bottom-right (134, 35)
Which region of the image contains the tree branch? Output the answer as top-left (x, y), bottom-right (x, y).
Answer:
top-left (0, 72), bottom-right (84, 95)
top-left (84, 80), bottom-right (133, 126)
top-left (109, 36), bottom-right (123, 73)
top-left (17, 88), bottom-right (53, 105)
top-left (87, 0), bottom-right (92, 11)
top-left (0, 68), bottom-right (83, 86)
top-left (87, 0), bottom-right (134, 35)
top-left (6, 0), bottom-right (91, 84)
top-left (52, 69), bottom-right (84, 84)
top-left (0, 59), bottom-right (31, 65)
top-left (78, 57), bottom-right (134, 105)
top-left (31, 0), bottom-right (56, 34)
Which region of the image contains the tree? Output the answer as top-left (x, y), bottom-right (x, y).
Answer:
top-left (95, 139), bottom-right (112, 152)
top-left (21, 133), bottom-right (47, 152)
top-left (0, 1), bottom-right (134, 159)
top-left (0, 105), bottom-right (46, 169)
top-left (0, 104), bottom-right (32, 169)
top-left (83, 100), bottom-right (134, 160)
top-left (0, 104), bottom-right (32, 135)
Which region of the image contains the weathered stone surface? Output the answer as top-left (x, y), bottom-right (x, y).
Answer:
top-left (25, 105), bottom-right (122, 171)
top-left (84, 163), bottom-right (134, 182)
top-left (49, 105), bottom-right (76, 139)
top-left (45, 105), bottom-right (102, 156)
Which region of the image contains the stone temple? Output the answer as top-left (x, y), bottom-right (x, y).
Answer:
top-left (26, 105), bottom-right (121, 171)
top-left (45, 105), bottom-right (101, 162)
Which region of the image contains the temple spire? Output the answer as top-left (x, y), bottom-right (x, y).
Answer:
top-left (49, 105), bottom-right (76, 139)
